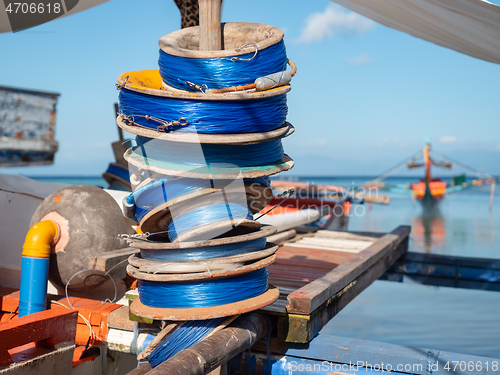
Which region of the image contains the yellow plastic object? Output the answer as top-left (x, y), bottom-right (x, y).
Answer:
top-left (22, 220), bottom-right (59, 258)
top-left (117, 70), bottom-right (164, 91)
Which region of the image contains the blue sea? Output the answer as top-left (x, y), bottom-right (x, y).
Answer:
top-left (29, 176), bottom-right (500, 359)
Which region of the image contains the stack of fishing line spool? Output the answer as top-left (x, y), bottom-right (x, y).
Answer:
top-left (117, 22), bottom-right (296, 368)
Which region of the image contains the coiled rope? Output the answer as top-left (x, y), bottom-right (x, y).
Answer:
top-left (148, 318), bottom-right (225, 367)
top-left (138, 268), bottom-right (269, 309)
top-left (119, 88), bottom-right (287, 134)
top-left (139, 237), bottom-right (267, 262)
top-left (159, 40), bottom-right (287, 92)
top-left (168, 202), bottom-right (253, 241)
top-left (134, 136), bottom-right (285, 167)
top-left (127, 177), bottom-right (270, 223)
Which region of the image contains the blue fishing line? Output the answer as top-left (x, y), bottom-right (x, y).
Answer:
top-left (129, 177), bottom-right (209, 222)
top-left (158, 40), bottom-right (287, 92)
top-left (168, 202), bottom-right (253, 241)
top-left (134, 136), bottom-right (284, 167)
top-left (138, 268), bottom-right (269, 309)
top-left (128, 177), bottom-right (270, 224)
top-left (148, 318), bottom-right (225, 368)
top-left (140, 237), bottom-right (267, 261)
top-left (118, 88), bottom-right (287, 134)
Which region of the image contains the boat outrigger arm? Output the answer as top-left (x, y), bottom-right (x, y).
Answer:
top-left (364, 140), bottom-right (497, 209)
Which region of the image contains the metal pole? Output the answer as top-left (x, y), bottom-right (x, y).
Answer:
top-left (198, 0), bottom-right (222, 51)
top-left (147, 313), bottom-right (270, 375)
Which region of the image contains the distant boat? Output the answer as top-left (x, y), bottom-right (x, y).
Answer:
top-left (365, 140), bottom-right (498, 211)
top-left (0, 85), bottom-right (59, 167)
top-left (408, 141), bottom-right (449, 209)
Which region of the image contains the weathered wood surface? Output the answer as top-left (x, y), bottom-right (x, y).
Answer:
top-left (198, 0), bottom-right (222, 51)
top-left (128, 224), bottom-right (275, 249)
top-left (117, 71), bottom-right (290, 101)
top-left (278, 232), bottom-right (409, 342)
top-left (257, 226), bottom-right (410, 342)
top-left (108, 305), bottom-right (135, 332)
top-left (266, 229), bottom-right (296, 245)
top-left (89, 247), bottom-right (139, 273)
top-left (127, 363), bottom-right (152, 375)
top-left (129, 244), bottom-right (278, 269)
top-left (0, 309), bottom-right (77, 367)
top-left (286, 226), bottom-right (411, 315)
top-left (159, 23), bottom-right (283, 58)
top-left (130, 286), bottom-right (279, 321)
top-left (127, 254), bottom-right (276, 281)
top-left (125, 150), bottom-right (295, 180)
top-left (284, 237), bottom-right (373, 253)
top-left (142, 313), bottom-right (269, 375)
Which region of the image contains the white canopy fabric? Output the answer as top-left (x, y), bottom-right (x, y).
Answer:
top-left (332, 0), bottom-right (500, 64)
top-left (0, 0), bottom-right (109, 33)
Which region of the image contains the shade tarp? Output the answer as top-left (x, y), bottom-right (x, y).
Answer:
top-left (0, 0), bottom-right (109, 33)
top-left (332, 0), bottom-right (500, 64)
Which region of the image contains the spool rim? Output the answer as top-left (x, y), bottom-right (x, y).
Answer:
top-left (117, 70), bottom-right (290, 101)
top-left (158, 22), bottom-right (284, 59)
top-left (128, 254), bottom-right (275, 281)
top-left (130, 285), bottom-right (279, 321)
top-left (171, 218), bottom-right (261, 243)
top-left (129, 243), bottom-right (278, 267)
top-left (136, 181), bottom-right (271, 237)
top-left (128, 224), bottom-right (276, 249)
top-left (124, 151), bottom-right (294, 179)
top-left (117, 116), bottom-right (295, 145)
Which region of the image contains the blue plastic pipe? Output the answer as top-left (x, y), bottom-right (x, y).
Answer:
top-left (19, 257), bottom-right (50, 317)
top-left (18, 220), bottom-right (59, 317)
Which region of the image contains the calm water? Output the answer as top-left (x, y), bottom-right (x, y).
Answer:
top-left (31, 176), bottom-right (500, 358)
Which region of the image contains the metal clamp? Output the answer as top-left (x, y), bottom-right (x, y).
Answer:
top-left (115, 76), bottom-right (129, 90)
top-left (185, 81), bottom-right (208, 93)
top-left (228, 43), bottom-right (258, 62)
top-left (119, 232), bottom-right (150, 240)
top-left (156, 117), bottom-right (188, 132)
top-left (121, 114), bottom-right (188, 132)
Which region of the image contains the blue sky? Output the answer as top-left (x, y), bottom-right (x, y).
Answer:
top-left (1, 0), bottom-right (499, 177)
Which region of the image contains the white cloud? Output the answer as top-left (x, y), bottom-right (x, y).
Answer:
top-left (439, 136), bottom-right (457, 143)
top-left (297, 4), bottom-right (375, 43)
top-left (347, 53), bottom-right (372, 65)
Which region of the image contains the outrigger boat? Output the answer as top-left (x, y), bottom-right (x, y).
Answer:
top-left (1, 0), bottom-right (500, 374)
top-left (365, 140), bottom-right (498, 212)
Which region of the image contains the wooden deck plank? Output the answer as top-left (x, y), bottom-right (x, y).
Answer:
top-left (286, 226), bottom-right (411, 315)
top-left (277, 231), bottom-right (409, 342)
top-left (284, 242), bottom-right (369, 253)
top-left (287, 237), bottom-right (374, 250)
top-left (275, 246), bottom-right (355, 263)
top-left (313, 230), bottom-right (384, 241)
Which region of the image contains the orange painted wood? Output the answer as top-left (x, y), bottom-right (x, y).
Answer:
top-left (0, 289), bottom-right (20, 314)
top-left (51, 297), bottom-right (121, 345)
top-left (0, 309), bottom-right (77, 366)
